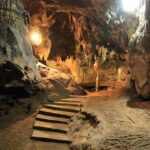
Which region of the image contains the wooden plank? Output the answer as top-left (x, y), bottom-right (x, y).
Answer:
top-left (39, 108), bottom-right (76, 118)
top-left (32, 130), bottom-right (71, 144)
top-left (34, 121), bottom-right (69, 133)
top-left (44, 104), bottom-right (80, 113)
top-left (50, 101), bottom-right (81, 107)
top-left (36, 114), bottom-right (69, 124)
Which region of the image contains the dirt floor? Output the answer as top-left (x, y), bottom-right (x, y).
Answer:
top-left (71, 88), bottom-right (150, 150)
top-left (0, 86), bottom-right (150, 150)
top-left (0, 93), bottom-right (70, 150)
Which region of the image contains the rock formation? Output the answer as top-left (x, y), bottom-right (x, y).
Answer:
top-left (22, 0), bottom-right (150, 98)
top-left (129, 0), bottom-right (150, 99)
top-left (0, 0), bottom-right (40, 87)
top-left (22, 0), bottom-right (129, 60)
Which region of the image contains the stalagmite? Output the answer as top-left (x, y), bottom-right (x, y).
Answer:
top-left (94, 59), bottom-right (101, 92)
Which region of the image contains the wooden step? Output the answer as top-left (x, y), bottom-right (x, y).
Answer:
top-left (60, 100), bottom-right (81, 103)
top-left (36, 114), bottom-right (69, 124)
top-left (44, 104), bottom-right (80, 113)
top-left (31, 130), bottom-right (71, 144)
top-left (34, 121), bottom-right (69, 133)
top-left (60, 98), bottom-right (82, 103)
top-left (39, 108), bottom-right (76, 118)
top-left (69, 95), bottom-right (87, 98)
top-left (50, 101), bottom-right (82, 107)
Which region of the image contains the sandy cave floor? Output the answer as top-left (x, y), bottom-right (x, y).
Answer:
top-left (71, 88), bottom-right (150, 150)
top-left (0, 87), bottom-right (150, 150)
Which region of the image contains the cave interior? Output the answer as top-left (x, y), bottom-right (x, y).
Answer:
top-left (0, 0), bottom-right (150, 150)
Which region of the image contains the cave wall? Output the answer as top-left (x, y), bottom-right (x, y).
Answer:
top-left (22, 0), bottom-right (150, 98)
top-left (0, 0), bottom-right (40, 87)
top-left (22, 0), bottom-right (130, 60)
top-left (129, 0), bottom-right (150, 99)
top-left (22, 0), bottom-right (132, 84)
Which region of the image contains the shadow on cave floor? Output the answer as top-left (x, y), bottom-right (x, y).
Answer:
top-left (83, 85), bottom-right (108, 92)
top-left (127, 96), bottom-right (150, 110)
top-left (0, 103), bottom-right (38, 129)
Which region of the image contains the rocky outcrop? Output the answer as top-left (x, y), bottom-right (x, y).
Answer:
top-left (129, 0), bottom-right (150, 99)
top-left (0, 0), bottom-right (40, 87)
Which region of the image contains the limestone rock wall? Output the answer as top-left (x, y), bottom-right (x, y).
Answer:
top-left (22, 0), bottom-right (131, 84)
top-left (22, 0), bottom-right (129, 60)
top-left (22, 0), bottom-right (150, 98)
top-left (0, 0), bottom-right (40, 86)
top-left (129, 0), bottom-right (150, 98)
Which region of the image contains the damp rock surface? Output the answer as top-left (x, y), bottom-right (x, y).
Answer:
top-left (0, 0), bottom-right (40, 87)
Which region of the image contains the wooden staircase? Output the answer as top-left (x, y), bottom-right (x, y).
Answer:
top-left (31, 98), bottom-right (83, 144)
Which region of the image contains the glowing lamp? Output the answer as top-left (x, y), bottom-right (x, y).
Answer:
top-left (30, 32), bottom-right (42, 46)
top-left (122, 0), bottom-right (140, 13)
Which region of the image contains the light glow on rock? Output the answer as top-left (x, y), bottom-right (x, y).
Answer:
top-left (30, 32), bottom-right (43, 46)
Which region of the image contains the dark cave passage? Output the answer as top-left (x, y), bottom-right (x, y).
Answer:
top-left (49, 12), bottom-right (76, 60)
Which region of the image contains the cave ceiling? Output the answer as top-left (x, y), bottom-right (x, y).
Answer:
top-left (22, 0), bottom-right (131, 60)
